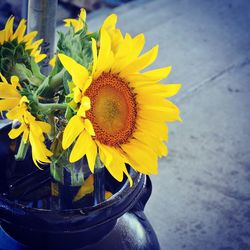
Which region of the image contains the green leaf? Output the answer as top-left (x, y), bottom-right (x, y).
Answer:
top-left (30, 58), bottom-right (46, 82)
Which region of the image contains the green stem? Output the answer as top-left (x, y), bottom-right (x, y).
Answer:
top-left (95, 154), bottom-right (104, 170)
top-left (48, 114), bottom-right (56, 139)
top-left (37, 102), bottom-right (67, 115)
top-left (50, 68), bottom-right (66, 90)
top-left (94, 154), bottom-right (105, 205)
top-left (15, 140), bottom-right (29, 161)
top-left (36, 69), bottom-right (66, 97)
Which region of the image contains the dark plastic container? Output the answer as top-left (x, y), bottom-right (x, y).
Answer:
top-left (0, 123), bottom-right (160, 250)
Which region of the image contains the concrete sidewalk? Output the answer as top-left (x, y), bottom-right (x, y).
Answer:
top-left (1, 0), bottom-right (250, 249)
top-left (89, 0), bottom-right (250, 249)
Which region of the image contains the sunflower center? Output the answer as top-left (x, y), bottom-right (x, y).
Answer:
top-left (85, 72), bottom-right (137, 146)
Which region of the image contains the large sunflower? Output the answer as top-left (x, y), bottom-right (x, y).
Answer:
top-left (0, 16), bottom-right (46, 76)
top-left (58, 14), bottom-right (181, 184)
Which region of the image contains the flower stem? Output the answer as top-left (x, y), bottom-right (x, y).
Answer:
top-left (37, 102), bottom-right (67, 115)
top-left (36, 69), bottom-right (66, 97)
top-left (15, 139), bottom-right (29, 161)
top-left (47, 114), bottom-right (56, 139)
top-left (94, 154), bottom-right (105, 205)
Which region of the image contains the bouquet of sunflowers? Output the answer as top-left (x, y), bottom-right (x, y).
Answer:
top-left (0, 9), bottom-right (181, 204)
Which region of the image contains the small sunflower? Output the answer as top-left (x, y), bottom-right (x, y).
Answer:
top-left (0, 16), bottom-right (46, 77)
top-left (0, 73), bottom-right (52, 167)
top-left (64, 8), bottom-right (86, 33)
top-left (58, 14), bottom-right (181, 184)
top-left (7, 96), bottom-right (52, 168)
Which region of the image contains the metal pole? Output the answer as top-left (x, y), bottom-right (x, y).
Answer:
top-left (27, 0), bottom-right (58, 74)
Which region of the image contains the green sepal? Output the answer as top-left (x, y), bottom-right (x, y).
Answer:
top-left (1, 47), bottom-right (14, 58)
top-left (0, 58), bottom-right (12, 73)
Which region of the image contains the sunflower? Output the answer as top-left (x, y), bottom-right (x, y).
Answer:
top-left (0, 16), bottom-right (46, 76)
top-left (6, 96), bottom-right (52, 168)
top-left (58, 14), bottom-right (181, 185)
top-left (0, 73), bottom-right (52, 167)
top-left (64, 8), bottom-right (86, 33)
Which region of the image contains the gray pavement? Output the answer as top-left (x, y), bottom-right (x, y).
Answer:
top-left (88, 0), bottom-right (250, 249)
top-left (1, 0), bottom-right (250, 249)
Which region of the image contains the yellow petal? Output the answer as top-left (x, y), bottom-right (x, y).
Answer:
top-left (49, 55), bottom-right (56, 67)
top-left (158, 142), bottom-right (168, 157)
top-left (10, 76), bottom-right (21, 89)
top-left (8, 124), bottom-right (25, 139)
top-left (64, 19), bottom-right (71, 27)
top-left (138, 101), bottom-right (181, 122)
top-left (136, 118), bottom-right (168, 141)
top-left (62, 115), bottom-right (85, 149)
top-left (111, 34), bottom-right (133, 72)
top-left (121, 45), bottom-right (159, 74)
top-left (110, 29), bottom-right (123, 52)
top-left (95, 29), bottom-right (112, 77)
top-left (69, 130), bottom-right (92, 162)
top-left (79, 8), bottom-right (86, 22)
top-left (105, 191), bottom-right (113, 200)
top-left (0, 99), bottom-right (19, 111)
top-left (5, 17), bottom-right (14, 41)
top-left (36, 121), bottom-right (51, 134)
top-left (77, 96), bottom-right (91, 117)
top-left (143, 66), bottom-right (172, 81)
top-left (23, 31), bottom-right (38, 44)
top-left (58, 53), bottom-right (89, 90)
top-left (0, 72), bottom-right (8, 84)
top-left (123, 166), bottom-right (133, 187)
top-left (73, 87), bottom-right (82, 103)
top-left (20, 96), bottom-right (29, 104)
top-left (98, 144), bottom-right (124, 182)
top-left (0, 30), bottom-right (5, 44)
top-left (82, 76), bottom-right (93, 93)
top-left (29, 127), bottom-right (52, 168)
top-left (22, 129), bottom-right (29, 143)
top-left (73, 174), bottom-right (94, 202)
top-left (34, 54), bottom-right (46, 63)
top-left (6, 106), bottom-right (23, 120)
top-left (102, 14), bottom-right (117, 31)
top-left (11, 19), bottom-right (26, 42)
top-left (133, 130), bottom-right (167, 157)
top-left (85, 119), bottom-right (95, 136)
top-left (86, 140), bottom-right (97, 173)
top-left (0, 84), bottom-right (20, 98)
top-left (136, 83), bottom-right (181, 97)
top-left (97, 142), bottom-right (113, 168)
top-left (132, 33), bottom-right (145, 58)
top-left (25, 38), bottom-right (43, 51)
top-left (121, 139), bottom-right (158, 175)
top-left (141, 98), bottom-right (180, 112)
